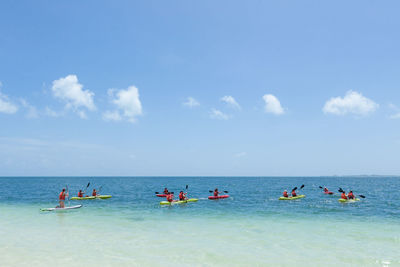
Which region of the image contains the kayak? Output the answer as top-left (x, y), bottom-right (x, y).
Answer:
top-left (70, 195), bottom-right (112, 200)
top-left (208, 195), bottom-right (229, 199)
top-left (338, 198), bottom-right (360, 203)
top-left (156, 194), bottom-right (168, 197)
top-left (41, 205), bottom-right (82, 211)
top-left (324, 191), bottom-right (334, 195)
top-left (160, 198), bottom-right (198, 205)
top-left (279, 195), bottom-right (305, 200)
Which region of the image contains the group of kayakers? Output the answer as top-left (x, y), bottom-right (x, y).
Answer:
top-left (58, 188), bottom-right (99, 208)
top-left (163, 187), bottom-right (220, 203)
top-left (281, 187), bottom-right (357, 199)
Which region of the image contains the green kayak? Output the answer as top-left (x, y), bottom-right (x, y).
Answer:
top-left (160, 198), bottom-right (198, 205)
top-left (338, 198), bottom-right (360, 203)
top-left (70, 195), bottom-right (112, 200)
top-left (279, 195), bottom-right (305, 200)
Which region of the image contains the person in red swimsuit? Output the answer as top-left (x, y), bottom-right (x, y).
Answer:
top-left (166, 192), bottom-right (174, 202)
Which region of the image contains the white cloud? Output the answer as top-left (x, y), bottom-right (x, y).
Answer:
top-left (20, 99), bottom-right (38, 119)
top-left (262, 94), bottom-right (284, 115)
top-left (221, 95), bottom-right (241, 110)
top-left (210, 108), bottom-right (230, 120)
top-left (183, 97), bottom-right (200, 108)
top-left (323, 90), bottom-right (378, 116)
top-left (0, 83), bottom-right (18, 114)
top-left (104, 86), bottom-right (142, 123)
top-left (51, 75), bottom-right (96, 116)
top-left (102, 110), bottom-right (122, 121)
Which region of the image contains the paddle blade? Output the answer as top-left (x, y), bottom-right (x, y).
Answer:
top-left (300, 185), bottom-right (305, 189)
top-left (209, 190), bottom-right (213, 193)
top-left (155, 192), bottom-right (160, 194)
top-left (338, 188), bottom-right (344, 193)
top-left (319, 186), bottom-right (323, 189)
top-left (292, 187), bottom-right (297, 191)
top-left (224, 191), bottom-right (229, 193)
top-left (87, 182), bottom-right (90, 188)
top-left (359, 195), bottom-right (366, 198)
top-left (186, 185), bottom-right (188, 189)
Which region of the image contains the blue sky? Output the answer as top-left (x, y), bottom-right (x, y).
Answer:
top-left (1, 0), bottom-right (400, 176)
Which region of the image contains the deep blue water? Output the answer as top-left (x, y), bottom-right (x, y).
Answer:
top-left (1, 176), bottom-right (399, 222)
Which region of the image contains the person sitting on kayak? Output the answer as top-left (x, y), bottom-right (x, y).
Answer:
top-left (214, 188), bottom-right (220, 197)
top-left (92, 189), bottom-right (97, 196)
top-left (291, 189), bottom-right (297, 197)
top-left (59, 188), bottom-right (68, 208)
top-left (341, 191), bottom-right (347, 200)
top-left (283, 190), bottom-right (289, 198)
top-left (163, 188), bottom-right (169, 194)
top-left (77, 190), bottom-right (83, 198)
top-left (348, 191), bottom-right (355, 199)
top-left (179, 191), bottom-right (187, 201)
top-left (166, 192), bottom-right (174, 202)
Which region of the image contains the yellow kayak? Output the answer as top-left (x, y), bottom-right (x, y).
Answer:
top-left (279, 195), bottom-right (305, 200)
top-left (70, 195), bottom-right (112, 200)
top-left (160, 198), bottom-right (198, 205)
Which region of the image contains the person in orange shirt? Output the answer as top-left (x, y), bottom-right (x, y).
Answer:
top-left (59, 188), bottom-right (68, 208)
top-left (166, 192), bottom-right (174, 202)
top-left (341, 191), bottom-right (347, 200)
top-left (283, 190), bottom-right (289, 198)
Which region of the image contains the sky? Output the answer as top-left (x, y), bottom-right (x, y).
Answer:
top-left (1, 0), bottom-right (400, 176)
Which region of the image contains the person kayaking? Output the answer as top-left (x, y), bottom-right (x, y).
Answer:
top-left (59, 188), bottom-right (68, 208)
top-left (283, 190), bottom-right (289, 198)
top-left (291, 189), bottom-right (297, 197)
top-left (348, 190), bottom-right (355, 199)
top-left (213, 188), bottom-right (220, 197)
top-left (166, 192), bottom-right (174, 202)
top-left (77, 190), bottom-right (83, 198)
top-left (179, 191), bottom-right (187, 201)
top-left (341, 191), bottom-right (347, 200)
top-left (323, 187), bottom-right (329, 193)
top-left (92, 189), bottom-right (97, 196)
top-left (163, 188), bottom-right (169, 194)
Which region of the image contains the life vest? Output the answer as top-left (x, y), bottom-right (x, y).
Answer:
top-left (214, 191), bottom-right (218, 197)
top-left (348, 193), bottom-right (354, 199)
top-left (92, 191), bottom-right (97, 196)
top-left (341, 193), bottom-right (347, 199)
top-left (283, 191), bottom-right (288, 197)
top-left (179, 192), bottom-right (185, 200)
top-left (291, 191), bottom-right (297, 197)
top-left (166, 194), bottom-right (173, 202)
top-left (78, 192), bottom-right (83, 197)
top-left (59, 192), bottom-right (65, 200)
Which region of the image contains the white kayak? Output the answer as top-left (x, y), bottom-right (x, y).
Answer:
top-left (40, 205), bottom-right (82, 211)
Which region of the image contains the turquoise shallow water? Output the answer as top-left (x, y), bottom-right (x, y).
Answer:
top-left (0, 177), bottom-right (399, 266)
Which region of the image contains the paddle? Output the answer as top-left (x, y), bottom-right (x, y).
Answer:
top-left (185, 185), bottom-right (189, 200)
top-left (82, 182), bottom-right (90, 195)
top-left (66, 185), bottom-right (70, 207)
top-left (209, 190), bottom-right (229, 193)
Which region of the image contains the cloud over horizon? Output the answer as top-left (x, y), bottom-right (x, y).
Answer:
top-left (323, 90), bottom-right (378, 116)
top-left (0, 82), bottom-right (18, 114)
top-left (51, 75), bottom-right (96, 118)
top-left (103, 86), bottom-right (143, 123)
top-left (210, 108), bottom-right (230, 120)
top-left (262, 94), bottom-right (285, 115)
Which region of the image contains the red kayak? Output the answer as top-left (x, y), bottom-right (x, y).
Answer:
top-left (208, 195), bottom-right (229, 200)
top-left (324, 191), bottom-right (334, 195)
top-left (156, 194), bottom-right (167, 197)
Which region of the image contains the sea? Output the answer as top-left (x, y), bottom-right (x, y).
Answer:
top-left (0, 176), bottom-right (399, 266)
